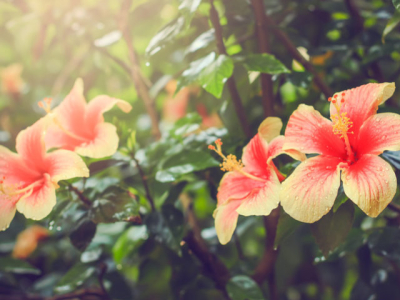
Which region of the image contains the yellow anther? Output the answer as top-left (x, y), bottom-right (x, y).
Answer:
top-left (220, 154), bottom-right (244, 172)
top-left (38, 97), bottom-right (52, 113)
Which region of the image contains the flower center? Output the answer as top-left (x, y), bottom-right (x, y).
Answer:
top-left (208, 139), bottom-right (265, 182)
top-left (0, 176), bottom-right (43, 201)
top-left (38, 98), bottom-right (87, 142)
top-left (328, 93), bottom-right (355, 163)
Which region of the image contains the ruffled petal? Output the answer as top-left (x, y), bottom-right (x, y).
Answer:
top-left (236, 170), bottom-right (280, 216)
top-left (0, 194), bottom-right (18, 231)
top-left (356, 113), bottom-right (400, 155)
top-left (280, 155), bottom-right (342, 223)
top-left (258, 117), bottom-right (282, 143)
top-left (45, 149), bottom-right (89, 182)
top-left (284, 104), bottom-right (346, 158)
top-left (15, 121), bottom-right (46, 163)
top-left (242, 134), bottom-right (269, 177)
top-left (342, 154), bottom-right (396, 217)
top-left (214, 199), bottom-right (241, 245)
top-left (85, 95), bottom-right (132, 129)
top-left (217, 172), bottom-right (266, 205)
top-left (16, 174), bottom-right (56, 220)
top-left (330, 82), bottom-right (395, 145)
top-left (266, 136), bottom-right (306, 165)
top-left (74, 123), bottom-right (119, 158)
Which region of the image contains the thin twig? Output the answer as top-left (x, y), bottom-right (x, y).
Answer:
top-left (253, 208), bottom-right (280, 300)
top-left (388, 202), bottom-right (400, 214)
top-left (119, 0), bottom-right (161, 140)
top-left (97, 263), bottom-right (111, 300)
top-left (251, 0), bottom-right (275, 117)
top-left (263, 14), bottom-right (333, 98)
top-left (132, 155), bottom-right (156, 212)
top-left (209, 0), bottom-right (251, 138)
top-left (233, 232), bottom-right (245, 260)
top-left (69, 185), bottom-right (91, 207)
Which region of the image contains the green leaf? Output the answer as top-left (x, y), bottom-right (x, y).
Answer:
top-left (145, 205), bottom-right (184, 254)
top-left (155, 150), bottom-right (219, 182)
top-left (69, 218), bottom-right (97, 252)
top-left (179, 0), bottom-right (202, 25)
top-left (178, 52), bottom-right (234, 98)
top-left (393, 0), bottom-right (400, 11)
top-left (382, 11), bottom-right (400, 43)
top-left (90, 187), bottom-right (140, 224)
top-left (235, 53), bottom-right (290, 74)
top-left (113, 225), bottom-right (148, 263)
top-left (185, 29), bottom-right (215, 54)
top-left (311, 201), bottom-right (354, 257)
top-left (146, 17), bottom-right (185, 56)
top-left (274, 212), bottom-right (301, 247)
top-left (54, 263), bottom-right (96, 294)
top-left (0, 257), bottom-right (41, 275)
top-left (226, 275), bottom-right (265, 300)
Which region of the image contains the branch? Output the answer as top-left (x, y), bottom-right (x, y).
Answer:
top-left (251, 0), bottom-right (275, 117)
top-left (263, 15), bottom-right (333, 98)
top-left (119, 0), bottom-right (161, 140)
top-left (132, 155), bottom-right (156, 212)
top-left (388, 202), bottom-right (400, 214)
top-left (252, 208), bottom-right (280, 300)
top-left (209, 0), bottom-right (251, 138)
top-left (344, 0), bottom-right (364, 34)
top-left (69, 185), bottom-right (91, 207)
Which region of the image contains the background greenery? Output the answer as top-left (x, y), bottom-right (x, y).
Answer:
top-left (2, 0), bottom-right (400, 299)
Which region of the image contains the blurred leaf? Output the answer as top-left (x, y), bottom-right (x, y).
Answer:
top-left (70, 218), bottom-right (97, 252)
top-left (170, 113), bottom-right (203, 137)
top-left (113, 225), bottom-right (148, 263)
top-left (145, 205), bottom-right (184, 254)
top-left (185, 29), bottom-right (215, 54)
top-left (382, 11), bottom-right (400, 43)
top-left (226, 275), bottom-right (265, 300)
top-left (179, 0), bottom-right (202, 25)
top-left (382, 150), bottom-right (400, 170)
top-left (368, 227), bottom-right (400, 261)
top-left (393, 0), bottom-right (400, 11)
top-left (235, 53), bottom-right (290, 74)
top-left (0, 258), bottom-right (41, 275)
top-left (286, 71), bottom-right (313, 88)
top-left (179, 52), bottom-right (234, 98)
top-left (146, 17), bottom-right (185, 56)
top-left (156, 150), bottom-right (219, 182)
top-left (275, 212), bottom-right (301, 247)
top-left (90, 188), bottom-right (140, 224)
top-left (311, 201), bottom-right (354, 257)
top-left (54, 263), bottom-right (96, 294)
top-left (94, 30), bottom-right (122, 47)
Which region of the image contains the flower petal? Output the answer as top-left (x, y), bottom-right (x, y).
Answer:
top-left (15, 121), bottom-right (46, 163)
top-left (283, 104), bottom-right (346, 158)
top-left (74, 123), bottom-right (119, 158)
top-left (242, 134), bottom-right (269, 177)
top-left (16, 174), bottom-right (56, 220)
top-left (258, 117), bottom-right (282, 143)
top-left (280, 155), bottom-right (342, 223)
top-left (85, 95), bottom-right (132, 129)
top-left (214, 199), bottom-right (241, 245)
top-left (217, 172), bottom-right (266, 205)
top-left (45, 149), bottom-right (89, 182)
top-left (266, 136), bottom-right (306, 165)
top-left (236, 171), bottom-right (280, 216)
top-left (0, 195), bottom-right (17, 231)
top-left (342, 154), bottom-right (396, 217)
top-left (356, 113), bottom-right (400, 155)
top-left (330, 82), bottom-right (395, 144)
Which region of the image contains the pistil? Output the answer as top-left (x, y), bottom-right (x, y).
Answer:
top-left (208, 139), bottom-right (265, 182)
top-left (329, 93), bottom-right (355, 162)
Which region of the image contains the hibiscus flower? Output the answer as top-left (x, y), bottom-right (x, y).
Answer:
top-left (42, 78), bottom-right (132, 158)
top-left (0, 120), bottom-right (89, 230)
top-left (281, 82), bottom-right (399, 223)
top-left (210, 117), bottom-right (305, 244)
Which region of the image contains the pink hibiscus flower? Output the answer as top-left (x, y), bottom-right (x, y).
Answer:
top-left (210, 117), bottom-right (305, 244)
top-left (0, 120), bottom-right (89, 230)
top-left (281, 82), bottom-right (399, 223)
top-left (42, 79), bottom-right (132, 158)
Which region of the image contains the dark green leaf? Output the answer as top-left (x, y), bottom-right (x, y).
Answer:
top-left (311, 201), bottom-right (354, 257)
top-left (393, 0), bottom-right (400, 11)
top-left (286, 71), bottom-right (313, 88)
top-left (226, 275), bottom-right (265, 300)
top-left (235, 53), bottom-right (290, 74)
top-left (54, 263), bottom-right (96, 294)
top-left (155, 150), bottom-right (219, 182)
top-left (0, 258), bottom-right (41, 275)
top-left (382, 11), bottom-right (400, 43)
top-left (368, 227), bottom-right (400, 261)
top-left (274, 212), bottom-right (301, 247)
top-left (70, 218), bottom-right (97, 252)
top-left (90, 188), bottom-right (140, 224)
top-left (113, 225), bottom-right (148, 263)
top-left (145, 205), bottom-right (184, 254)
top-left (382, 150), bottom-right (400, 170)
